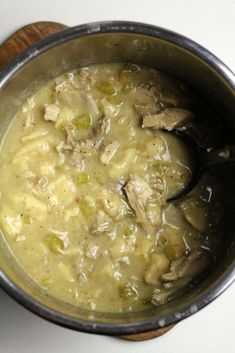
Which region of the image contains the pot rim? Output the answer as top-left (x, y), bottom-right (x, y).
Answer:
top-left (0, 20), bottom-right (234, 335)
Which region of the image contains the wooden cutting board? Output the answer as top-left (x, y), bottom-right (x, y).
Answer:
top-left (0, 21), bottom-right (174, 341)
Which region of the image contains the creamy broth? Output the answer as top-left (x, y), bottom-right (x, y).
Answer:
top-left (0, 64), bottom-right (224, 312)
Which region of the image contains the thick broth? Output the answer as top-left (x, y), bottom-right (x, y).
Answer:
top-left (0, 64), bottom-right (224, 312)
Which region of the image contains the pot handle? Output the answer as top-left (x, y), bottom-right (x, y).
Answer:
top-left (0, 21), bottom-right (67, 71)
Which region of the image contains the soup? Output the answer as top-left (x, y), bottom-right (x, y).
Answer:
top-left (0, 64), bottom-right (225, 313)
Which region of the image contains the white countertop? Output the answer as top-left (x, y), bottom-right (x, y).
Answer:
top-left (0, 1), bottom-right (234, 352)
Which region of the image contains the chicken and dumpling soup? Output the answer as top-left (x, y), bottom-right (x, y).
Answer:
top-left (0, 64), bottom-right (225, 312)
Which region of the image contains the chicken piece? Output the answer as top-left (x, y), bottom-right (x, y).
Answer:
top-left (161, 249), bottom-right (210, 282)
top-left (100, 140), bottom-right (120, 165)
top-left (93, 117), bottom-right (110, 148)
top-left (90, 210), bottom-right (113, 235)
top-left (44, 104), bottom-right (60, 122)
top-left (69, 144), bottom-right (83, 170)
top-left (160, 256), bottom-right (186, 282)
top-left (55, 77), bottom-right (67, 95)
top-left (134, 86), bottom-right (158, 115)
top-left (56, 141), bottom-right (73, 153)
top-left (69, 140), bottom-right (94, 169)
top-left (74, 67), bottom-right (96, 91)
top-left (151, 288), bottom-right (171, 306)
top-left (177, 249), bottom-right (210, 278)
top-left (65, 126), bottom-right (76, 146)
top-left (125, 174), bottom-right (153, 223)
top-left (142, 108), bottom-right (193, 131)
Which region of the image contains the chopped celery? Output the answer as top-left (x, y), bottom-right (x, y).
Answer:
top-left (80, 198), bottom-right (95, 219)
top-left (77, 172), bottom-right (89, 186)
top-left (72, 114), bottom-right (91, 129)
top-left (119, 283), bottom-right (138, 300)
top-left (44, 233), bottom-right (65, 255)
top-left (96, 81), bottom-right (116, 95)
top-left (22, 214), bottom-right (32, 225)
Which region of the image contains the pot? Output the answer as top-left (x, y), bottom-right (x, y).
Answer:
top-left (0, 21), bottom-right (234, 338)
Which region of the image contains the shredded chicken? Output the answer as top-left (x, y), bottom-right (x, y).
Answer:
top-left (142, 108), bottom-right (193, 131)
top-left (55, 125), bottom-right (94, 169)
top-left (69, 140), bottom-right (94, 169)
top-left (93, 117), bottom-right (110, 148)
top-left (86, 93), bottom-right (100, 119)
top-left (44, 104), bottom-right (60, 122)
top-left (161, 249), bottom-right (210, 282)
top-left (65, 126), bottom-right (76, 146)
top-left (76, 67), bottom-right (96, 90)
top-left (151, 288), bottom-right (172, 306)
top-left (91, 210), bottom-right (113, 235)
top-left (56, 141), bottom-right (73, 154)
top-left (134, 86), bottom-right (159, 115)
top-left (99, 140), bottom-right (120, 165)
top-left (69, 145), bottom-right (83, 169)
top-left (55, 78), bottom-right (67, 95)
top-left (125, 174), bottom-right (153, 223)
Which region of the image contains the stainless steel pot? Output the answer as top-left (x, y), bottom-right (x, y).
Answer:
top-left (0, 21), bottom-right (234, 336)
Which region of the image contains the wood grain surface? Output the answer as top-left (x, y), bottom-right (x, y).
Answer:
top-left (0, 21), bottom-right (67, 71)
top-left (0, 21), bottom-right (174, 340)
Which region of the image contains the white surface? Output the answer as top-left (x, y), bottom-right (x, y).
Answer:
top-left (0, 1), bottom-right (234, 352)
